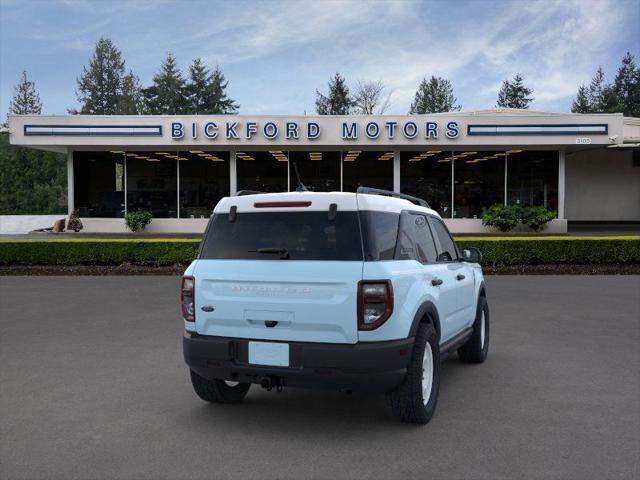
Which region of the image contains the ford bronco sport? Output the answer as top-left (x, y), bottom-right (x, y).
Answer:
top-left (182, 187), bottom-right (488, 424)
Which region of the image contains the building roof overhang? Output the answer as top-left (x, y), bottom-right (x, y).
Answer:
top-left (6, 110), bottom-right (631, 153)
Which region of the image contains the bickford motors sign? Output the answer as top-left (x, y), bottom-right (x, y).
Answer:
top-left (171, 119), bottom-right (461, 141)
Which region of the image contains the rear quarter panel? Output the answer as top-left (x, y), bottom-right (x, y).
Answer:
top-left (359, 260), bottom-right (437, 342)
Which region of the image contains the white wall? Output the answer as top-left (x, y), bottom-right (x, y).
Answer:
top-left (78, 217), bottom-right (567, 234)
top-left (0, 215), bottom-right (66, 234)
top-left (565, 149), bottom-right (640, 221)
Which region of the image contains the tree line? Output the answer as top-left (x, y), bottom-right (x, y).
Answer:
top-left (1, 37), bottom-right (639, 215)
top-left (314, 52), bottom-right (638, 116)
top-left (71, 37), bottom-right (239, 115)
top-left (4, 36), bottom-right (639, 119)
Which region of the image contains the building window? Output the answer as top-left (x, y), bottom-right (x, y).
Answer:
top-left (126, 152), bottom-right (177, 218)
top-left (178, 151), bottom-right (229, 218)
top-left (73, 151), bottom-right (125, 218)
top-left (507, 150), bottom-right (558, 212)
top-left (288, 151), bottom-right (340, 192)
top-left (342, 150), bottom-right (394, 192)
top-left (453, 151), bottom-right (505, 218)
top-left (400, 151), bottom-right (452, 217)
top-left (236, 151), bottom-right (288, 192)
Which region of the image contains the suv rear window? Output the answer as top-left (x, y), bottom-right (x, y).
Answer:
top-left (200, 211), bottom-right (363, 261)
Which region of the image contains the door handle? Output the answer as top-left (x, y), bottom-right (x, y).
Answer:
top-left (431, 278), bottom-right (443, 286)
top-left (456, 274), bottom-right (465, 281)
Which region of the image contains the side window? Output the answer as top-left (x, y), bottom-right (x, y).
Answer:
top-left (397, 212), bottom-right (438, 263)
top-left (430, 217), bottom-right (458, 262)
top-left (360, 211), bottom-right (400, 261)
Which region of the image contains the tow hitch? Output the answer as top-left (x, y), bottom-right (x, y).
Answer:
top-left (260, 376), bottom-right (283, 392)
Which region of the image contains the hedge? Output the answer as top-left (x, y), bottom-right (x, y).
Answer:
top-left (0, 237), bottom-right (638, 266)
top-left (0, 239), bottom-right (201, 266)
top-left (456, 237), bottom-right (640, 266)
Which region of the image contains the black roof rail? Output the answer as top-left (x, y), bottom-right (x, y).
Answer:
top-left (356, 186), bottom-right (431, 209)
top-left (235, 190), bottom-right (263, 196)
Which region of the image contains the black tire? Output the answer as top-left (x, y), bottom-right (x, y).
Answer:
top-left (458, 296), bottom-right (490, 363)
top-left (386, 322), bottom-right (440, 424)
top-left (189, 370), bottom-right (251, 404)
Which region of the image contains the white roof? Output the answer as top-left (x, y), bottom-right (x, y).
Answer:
top-left (213, 191), bottom-right (440, 217)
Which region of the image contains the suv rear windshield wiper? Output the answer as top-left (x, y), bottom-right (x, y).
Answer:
top-left (248, 247), bottom-right (290, 259)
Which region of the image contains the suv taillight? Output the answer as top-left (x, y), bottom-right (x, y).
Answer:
top-left (358, 280), bottom-right (393, 330)
top-left (181, 276), bottom-right (195, 322)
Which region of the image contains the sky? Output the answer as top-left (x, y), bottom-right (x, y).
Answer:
top-left (0, 0), bottom-right (638, 117)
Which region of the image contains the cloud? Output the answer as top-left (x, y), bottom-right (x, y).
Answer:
top-left (1, 0), bottom-right (637, 115)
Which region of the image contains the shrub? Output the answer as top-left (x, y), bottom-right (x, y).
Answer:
top-left (0, 239), bottom-right (201, 266)
top-left (67, 210), bottom-right (83, 232)
top-left (456, 237), bottom-right (640, 266)
top-left (481, 205), bottom-right (520, 232)
top-left (0, 237), bottom-right (638, 267)
top-left (125, 211), bottom-right (153, 232)
top-left (521, 206), bottom-right (556, 232)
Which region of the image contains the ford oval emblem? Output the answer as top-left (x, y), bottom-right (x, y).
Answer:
top-left (201, 305), bottom-right (215, 312)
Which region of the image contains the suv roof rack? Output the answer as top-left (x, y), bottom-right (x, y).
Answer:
top-left (356, 186), bottom-right (431, 209)
top-left (236, 190), bottom-right (263, 196)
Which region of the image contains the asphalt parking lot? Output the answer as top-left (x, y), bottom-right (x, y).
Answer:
top-left (1, 276), bottom-right (638, 480)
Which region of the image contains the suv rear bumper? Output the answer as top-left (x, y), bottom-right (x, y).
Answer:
top-left (183, 333), bottom-right (414, 393)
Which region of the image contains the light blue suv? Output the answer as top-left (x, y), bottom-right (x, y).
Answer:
top-left (182, 187), bottom-right (489, 424)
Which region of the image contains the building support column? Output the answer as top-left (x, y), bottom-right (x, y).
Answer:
top-left (66, 149), bottom-right (74, 216)
top-left (504, 154), bottom-right (508, 206)
top-left (123, 155), bottom-right (127, 216)
top-left (393, 150), bottom-right (400, 193)
top-left (558, 149), bottom-right (566, 219)
top-left (229, 150), bottom-right (237, 196)
top-left (450, 153), bottom-right (455, 218)
top-left (176, 159), bottom-right (180, 219)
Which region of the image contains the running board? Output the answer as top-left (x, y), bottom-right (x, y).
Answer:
top-left (439, 327), bottom-right (473, 360)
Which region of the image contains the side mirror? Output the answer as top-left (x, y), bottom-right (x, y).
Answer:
top-left (462, 247), bottom-right (482, 263)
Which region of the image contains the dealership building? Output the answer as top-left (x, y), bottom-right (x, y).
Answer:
top-left (8, 109), bottom-right (640, 233)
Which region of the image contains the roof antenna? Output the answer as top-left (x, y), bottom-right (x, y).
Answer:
top-left (292, 162), bottom-right (308, 192)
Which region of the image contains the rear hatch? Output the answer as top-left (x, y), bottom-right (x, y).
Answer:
top-left (194, 193), bottom-right (363, 344)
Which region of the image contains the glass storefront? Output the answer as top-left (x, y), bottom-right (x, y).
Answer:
top-left (73, 151), bottom-right (125, 217)
top-left (236, 150), bottom-right (288, 193)
top-left (126, 152), bottom-right (177, 218)
top-left (343, 150), bottom-right (394, 192)
top-left (73, 148), bottom-right (559, 220)
top-left (507, 150), bottom-right (558, 212)
top-left (288, 151), bottom-right (340, 192)
top-left (453, 151), bottom-right (505, 218)
top-left (401, 150), bottom-right (452, 217)
top-left (178, 151), bottom-right (229, 218)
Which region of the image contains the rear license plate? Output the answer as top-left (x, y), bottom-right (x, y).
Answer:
top-left (248, 341), bottom-right (290, 367)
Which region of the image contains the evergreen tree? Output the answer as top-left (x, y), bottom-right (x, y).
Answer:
top-left (409, 76), bottom-right (460, 114)
top-left (600, 84), bottom-right (623, 113)
top-left (186, 58), bottom-right (209, 114)
top-left (496, 73), bottom-right (534, 109)
top-left (75, 37), bottom-right (126, 114)
top-left (143, 53), bottom-right (188, 114)
top-left (1, 72), bottom-right (65, 214)
top-left (116, 71), bottom-right (144, 115)
top-left (207, 65), bottom-right (239, 114)
top-left (587, 67), bottom-right (607, 112)
top-left (8, 70), bottom-right (42, 116)
top-left (185, 59), bottom-right (239, 114)
top-left (315, 73), bottom-right (353, 115)
top-left (0, 135), bottom-right (66, 214)
top-left (613, 51), bottom-right (640, 117)
top-left (571, 85), bottom-right (591, 113)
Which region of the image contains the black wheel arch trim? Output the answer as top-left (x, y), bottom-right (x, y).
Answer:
top-left (478, 280), bottom-right (487, 298)
top-left (408, 301), bottom-right (441, 340)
